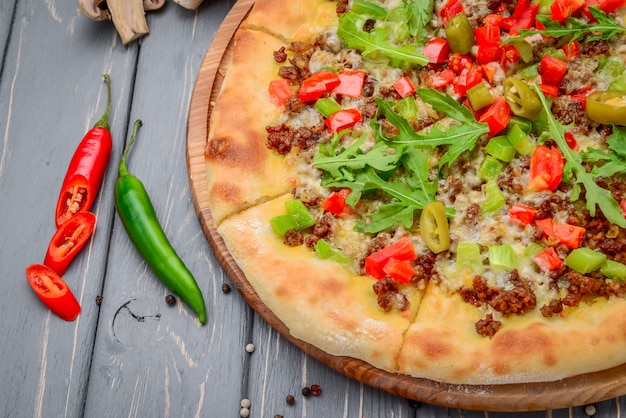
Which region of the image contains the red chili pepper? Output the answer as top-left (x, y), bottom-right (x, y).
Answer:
top-left (533, 247), bottom-right (563, 272)
top-left (25, 264), bottom-right (81, 321)
top-left (498, 44), bottom-right (522, 68)
top-left (55, 74), bottom-right (112, 228)
top-left (448, 53), bottom-right (473, 74)
top-left (551, 0), bottom-right (585, 23)
top-left (479, 96), bottom-right (511, 137)
top-left (564, 131), bottom-right (579, 150)
top-left (298, 70), bottom-right (340, 102)
top-left (539, 83), bottom-right (559, 97)
top-left (382, 258), bottom-right (415, 283)
top-left (508, 3), bottom-right (539, 35)
top-left (44, 212), bottom-right (97, 276)
top-left (562, 41), bottom-right (581, 61)
top-left (365, 236), bottom-right (416, 280)
top-left (528, 145), bottom-right (564, 191)
top-left (334, 71), bottom-right (365, 98)
top-left (440, 0), bottom-right (465, 25)
top-left (423, 37), bottom-right (451, 64)
top-left (325, 108), bottom-right (362, 132)
top-left (509, 203), bottom-right (537, 226)
top-left (538, 55), bottom-right (568, 87)
top-left (393, 76), bottom-right (416, 98)
top-left (269, 79), bottom-right (294, 107)
top-left (321, 188), bottom-right (354, 217)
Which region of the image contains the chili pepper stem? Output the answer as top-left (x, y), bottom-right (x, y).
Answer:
top-left (93, 74), bottom-right (111, 130)
top-left (119, 119), bottom-right (142, 177)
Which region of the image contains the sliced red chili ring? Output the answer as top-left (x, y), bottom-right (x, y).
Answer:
top-left (25, 264), bottom-right (81, 321)
top-left (44, 211), bottom-right (97, 276)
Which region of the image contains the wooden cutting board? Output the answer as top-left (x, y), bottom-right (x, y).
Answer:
top-left (185, 0), bottom-right (626, 411)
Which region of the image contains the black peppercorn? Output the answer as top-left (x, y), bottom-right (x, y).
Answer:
top-left (301, 387), bottom-right (311, 397)
top-left (286, 395), bottom-right (295, 405)
top-left (95, 295), bottom-right (103, 305)
top-left (165, 294), bottom-right (176, 305)
top-left (221, 283), bottom-right (231, 293)
top-left (407, 399), bottom-right (422, 408)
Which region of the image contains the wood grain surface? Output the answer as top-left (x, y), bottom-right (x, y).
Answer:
top-left (186, 0), bottom-right (626, 412)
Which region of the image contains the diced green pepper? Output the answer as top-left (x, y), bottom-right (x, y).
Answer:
top-left (467, 82), bottom-right (494, 111)
top-left (600, 259), bottom-right (626, 281)
top-left (445, 14), bottom-right (474, 54)
top-left (478, 155), bottom-right (503, 182)
top-left (565, 248), bottom-right (607, 275)
top-left (315, 98), bottom-right (342, 118)
top-left (270, 214), bottom-right (299, 236)
top-left (285, 199), bottom-right (317, 229)
top-left (507, 124), bottom-right (535, 156)
top-left (488, 244), bottom-right (517, 273)
top-left (481, 180), bottom-right (506, 213)
top-left (455, 241), bottom-right (484, 276)
top-left (314, 239), bottom-right (351, 264)
top-left (485, 135), bottom-right (516, 162)
top-left (396, 95), bottom-right (419, 120)
top-left (524, 243), bottom-right (544, 258)
top-left (508, 116), bottom-right (532, 135)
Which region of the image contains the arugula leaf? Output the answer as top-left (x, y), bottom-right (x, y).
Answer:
top-left (403, 0), bottom-right (434, 42)
top-left (581, 126), bottom-right (626, 177)
top-left (532, 84), bottom-right (626, 228)
top-left (337, 11), bottom-right (429, 68)
top-left (373, 89), bottom-right (490, 169)
top-left (505, 7), bottom-right (625, 44)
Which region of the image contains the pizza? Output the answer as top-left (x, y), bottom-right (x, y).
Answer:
top-left (204, 0), bottom-right (626, 386)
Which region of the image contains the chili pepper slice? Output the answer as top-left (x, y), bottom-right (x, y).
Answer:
top-left (585, 91), bottom-right (626, 126)
top-left (114, 120), bottom-right (206, 324)
top-left (420, 201), bottom-right (451, 254)
top-left (55, 74), bottom-right (113, 228)
top-left (25, 263), bottom-right (81, 321)
top-left (44, 211), bottom-right (97, 276)
top-left (503, 77), bottom-right (542, 120)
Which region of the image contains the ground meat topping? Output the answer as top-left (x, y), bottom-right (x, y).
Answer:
top-left (266, 125), bottom-right (323, 155)
top-left (475, 314), bottom-right (502, 338)
top-left (373, 278), bottom-right (410, 312)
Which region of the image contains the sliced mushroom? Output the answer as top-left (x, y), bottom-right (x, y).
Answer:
top-left (143, 0), bottom-right (166, 11)
top-left (77, 0), bottom-right (111, 21)
top-left (107, 0), bottom-right (149, 45)
top-left (171, 0), bottom-right (205, 10)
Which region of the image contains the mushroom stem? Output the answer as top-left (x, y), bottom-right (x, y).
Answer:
top-left (171, 0), bottom-right (205, 10)
top-left (106, 0), bottom-right (149, 45)
top-left (77, 0), bottom-right (110, 20)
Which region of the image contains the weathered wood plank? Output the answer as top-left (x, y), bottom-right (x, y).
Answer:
top-left (0, 0), bottom-right (16, 71)
top-left (83, 1), bottom-right (249, 417)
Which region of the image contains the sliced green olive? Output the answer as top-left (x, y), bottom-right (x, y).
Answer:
top-left (585, 91), bottom-right (626, 126)
top-left (445, 14), bottom-right (474, 55)
top-left (420, 201), bottom-right (450, 254)
top-left (503, 77), bottom-right (542, 120)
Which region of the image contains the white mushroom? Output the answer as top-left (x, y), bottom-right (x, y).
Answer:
top-left (77, 0), bottom-right (111, 20)
top-left (171, 0), bottom-right (205, 10)
top-left (106, 0), bottom-right (149, 45)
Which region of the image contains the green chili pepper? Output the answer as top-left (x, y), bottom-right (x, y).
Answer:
top-left (507, 124), bottom-right (535, 155)
top-left (445, 14), bottom-right (474, 54)
top-left (114, 120), bottom-right (207, 324)
top-left (585, 91), bottom-right (626, 126)
top-left (503, 77), bottom-right (542, 120)
top-left (600, 259), bottom-right (626, 281)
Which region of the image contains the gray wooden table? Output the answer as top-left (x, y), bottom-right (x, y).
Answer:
top-left (1, 1), bottom-right (625, 417)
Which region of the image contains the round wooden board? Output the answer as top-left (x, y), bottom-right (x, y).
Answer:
top-left (186, 0), bottom-right (626, 411)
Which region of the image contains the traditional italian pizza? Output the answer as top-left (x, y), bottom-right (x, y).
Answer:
top-left (205, 0), bottom-right (626, 385)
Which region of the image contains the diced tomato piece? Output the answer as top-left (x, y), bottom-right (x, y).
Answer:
top-left (365, 237), bottom-right (417, 280)
top-left (505, 3), bottom-right (539, 35)
top-left (564, 131), bottom-right (578, 150)
top-left (481, 64), bottom-right (498, 84)
top-left (553, 223), bottom-right (586, 249)
top-left (393, 76), bottom-right (416, 98)
top-left (325, 108), bottom-right (362, 132)
top-left (383, 258), bottom-right (415, 283)
top-left (298, 70), bottom-right (340, 102)
top-left (562, 41), bottom-right (580, 61)
top-left (269, 79), bottom-right (294, 107)
top-left (512, 0), bottom-right (531, 17)
top-left (423, 37), bottom-right (451, 64)
top-left (479, 97), bottom-right (511, 137)
top-left (476, 44), bottom-right (501, 65)
top-left (620, 199), bottom-right (626, 217)
top-left (321, 188), bottom-right (354, 217)
top-left (484, 14), bottom-right (504, 27)
top-left (551, 0), bottom-right (585, 23)
top-left (448, 53), bottom-right (473, 74)
top-left (429, 69), bottom-right (456, 89)
top-left (539, 84), bottom-right (559, 97)
top-left (475, 25), bottom-right (501, 46)
top-left (499, 44), bottom-right (522, 68)
top-left (535, 218), bottom-right (556, 237)
top-left (334, 71), bottom-right (365, 98)
top-left (455, 66), bottom-right (483, 96)
top-left (509, 203), bottom-right (537, 226)
top-left (528, 145), bottom-right (564, 192)
top-left (539, 55), bottom-right (568, 87)
top-left (440, 0), bottom-right (465, 25)
top-left (533, 247), bottom-right (563, 272)
top-left (589, 0), bottom-right (626, 13)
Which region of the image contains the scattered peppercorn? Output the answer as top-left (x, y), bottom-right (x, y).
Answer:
top-left (221, 283), bottom-right (231, 293)
top-left (246, 343), bottom-right (255, 353)
top-left (286, 395), bottom-right (295, 405)
top-left (95, 295), bottom-right (103, 305)
top-left (584, 404), bottom-right (597, 416)
top-left (310, 384), bottom-right (321, 396)
top-left (165, 294), bottom-right (176, 305)
top-left (240, 407), bottom-right (250, 418)
top-left (301, 387), bottom-right (311, 397)
top-left (274, 415), bottom-right (283, 418)
top-left (240, 399), bottom-right (251, 409)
